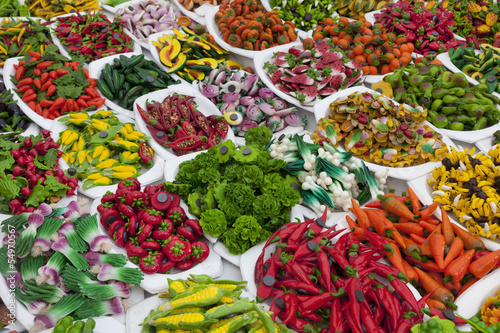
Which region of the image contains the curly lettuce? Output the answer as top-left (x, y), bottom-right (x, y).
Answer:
top-left (199, 167), bottom-right (221, 184)
top-left (237, 165), bottom-right (263, 188)
top-left (223, 229), bottom-right (252, 255)
top-left (245, 125), bottom-right (273, 148)
top-left (253, 193), bottom-right (282, 219)
top-left (225, 183), bottom-right (255, 211)
top-left (199, 209), bottom-right (227, 238)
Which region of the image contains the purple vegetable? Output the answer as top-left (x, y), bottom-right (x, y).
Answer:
top-left (239, 96), bottom-right (256, 105)
top-left (259, 88), bottom-right (274, 100)
top-left (285, 113), bottom-right (306, 126)
top-left (246, 105), bottom-right (265, 122)
top-left (275, 107), bottom-right (295, 117)
top-left (220, 102), bottom-right (236, 113)
top-left (258, 102), bottom-right (276, 116)
top-left (271, 98), bottom-right (286, 110)
top-left (203, 85), bottom-right (219, 98)
top-left (267, 115), bottom-right (282, 132)
top-left (222, 92), bottom-right (240, 102)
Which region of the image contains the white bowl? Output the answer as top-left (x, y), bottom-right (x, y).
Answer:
top-left (89, 196), bottom-right (223, 295)
top-left (3, 57), bottom-right (109, 131)
top-left (133, 84), bottom-right (236, 161)
top-left (88, 52), bottom-right (155, 117)
top-left (125, 290), bottom-right (255, 333)
top-left (205, 5), bottom-right (300, 60)
top-left (99, 0), bottom-right (131, 13)
top-left (454, 269), bottom-right (500, 319)
top-left (407, 172), bottom-right (500, 251)
top-left (259, 0), bottom-right (316, 40)
top-left (313, 86), bottom-right (457, 181)
top-left (50, 12), bottom-right (142, 62)
top-left (50, 111), bottom-right (165, 199)
top-left (476, 137), bottom-right (496, 154)
top-left (170, 0), bottom-right (208, 26)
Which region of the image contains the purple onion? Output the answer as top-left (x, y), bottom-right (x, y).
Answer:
top-left (37, 266), bottom-right (59, 285)
top-left (90, 235), bottom-right (113, 253)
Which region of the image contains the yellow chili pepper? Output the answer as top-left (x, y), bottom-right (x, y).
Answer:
top-left (96, 159), bottom-right (118, 169)
top-left (112, 172), bottom-right (136, 180)
top-left (93, 176), bottom-right (112, 185)
top-left (87, 172), bottom-right (103, 180)
top-left (112, 165), bottom-right (138, 173)
top-left (98, 149), bottom-right (110, 162)
top-left (92, 145), bottom-right (106, 159)
top-left (91, 119), bottom-right (110, 131)
top-left (18, 27), bottom-right (25, 42)
top-left (76, 150), bottom-right (88, 165)
top-left (70, 112), bottom-right (89, 119)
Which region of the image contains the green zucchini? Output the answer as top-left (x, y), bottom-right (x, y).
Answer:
top-left (118, 74), bottom-right (125, 92)
top-left (124, 54), bottom-right (145, 69)
top-left (125, 85), bottom-right (144, 98)
top-left (102, 65), bottom-right (116, 94)
top-left (123, 82), bottom-right (132, 94)
top-left (125, 73), bottom-right (143, 85)
top-left (96, 79), bottom-right (114, 100)
top-left (118, 88), bottom-right (125, 101)
top-left (112, 69), bottom-right (121, 94)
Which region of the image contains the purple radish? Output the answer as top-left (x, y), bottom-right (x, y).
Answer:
top-left (222, 92), bottom-right (240, 102)
top-left (235, 105), bottom-right (247, 114)
top-left (285, 113), bottom-right (307, 126)
top-left (259, 88), bottom-right (274, 100)
top-left (242, 74), bottom-right (258, 91)
top-left (248, 80), bottom-right (259, 96)
top-left (220, 102), bottom-right (236, 113)
top-left (271, 98), bottom-right (286, 110)
top-left (266, 115), bottom-right (282, 131)
top-left (258, 102), bottom-right (276, 116)
top-left (203, 85), bottom-right (219, 98)
top-left (239, 118), bottom-right (259, 133)
top-left (231, 70), bottom-right (243, 81)
top-left (276, 107), bottom-right (295, 117)
top-left (246, 105), bottom-right (265, 122)
top-left (240, 96), bottom-right (256, 105)
top-left (215, 71), bottom-right (226, 85)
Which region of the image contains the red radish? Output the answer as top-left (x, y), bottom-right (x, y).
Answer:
top-left (17, 157), bottom-right (27, 166)
top-left (12, 166), bottom-right (24, 176)
top-left (23, 137), bottom-right (32, 148)
top-left (28, 149), bottom-right (38, 158)
top-left (42, 129), bottom-right (50, 138)
top-left (21, 187), bottom-right (32, 197)
top-left (11, 149), bottom-right (20, 159)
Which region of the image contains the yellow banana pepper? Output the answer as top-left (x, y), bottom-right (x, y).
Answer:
top-left (96, 159), bottom-right (119, 169)
top-left (93, 176), bottom-right (112, 185)
top-left (112, 172), bottom-right (136, 180)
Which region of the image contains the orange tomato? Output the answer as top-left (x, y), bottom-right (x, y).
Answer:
top-left (407, 42), bottom-right (415, 53)
top-left (355, 55), bottom-right (367, 64)
top-left (369, 66), bottom-right (378, 75)
top-left (313, 32), bottom-right (324, 41)
top-left (361, 34), bottom-right (373, 45)
top-left (432, 59), bottom-right (443, 66)
top-left (338, 38), bottom-right (349, 50)
top-left (384, 52), bottom-right (395, 62)
top-left (399, 44), bottom-right (410, 54)
top-left (401, 51), bottom-right (412, 59)
top-left (332, 36), bottom-right (340, 45)
top-left (343, 34), bottom-right (353, 43)
top-left (389, 58), bottom-right (400, 71)
top-left (400, 56), bottom-right (411, 66)
top-left (392, 48), bottom-right (401, 58)
top-left (381, 64), bottom-right (391, 74)
top-left (362, 66), bottom-right (370, 75)
top-left (339, 17), bottom-right (350, 27)
top-left (353, 44), bottom-right (364, 55)
top-left (338, 31), bottom-right (347, 39)
top-left (323, 17), bottom-right (334, 26)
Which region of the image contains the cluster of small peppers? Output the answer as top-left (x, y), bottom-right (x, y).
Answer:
top-left (57, 110), bottom-right (154, 190)
top-left (53, 11), bottom-right (134, 61)
top-left (374, 1), bottom-right (468, 56)
top-left (255, 210), bottom-right (427, 333)
top-left (136, 93), bottom-right (229, 156)
top-left (97, 178), bottom-right (210, 274)
top-left (25, 0), bottom-right (100, 19)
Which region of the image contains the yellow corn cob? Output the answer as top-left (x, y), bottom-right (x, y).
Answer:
top-left (207, 317), bottom-right (240, 333)
top-left (209, 318), bottom-right (233, 329)
top-left (67, 118), bottom-right (87, 126)
top-left (219, 296), bottom-right (234, 304)
top-left (69, 152), bottom-right (76, 164)
top-left (98, 149), bottom-right (111, 162)
top-left (169, 307), bottom-right (204, 315)
top-left (62, 152), bottom-right (70, 163)
top-left (112, 171), bottom-right (136, 180)
top-left (156, 330), bottom-right (170, 333)
top-left (156, 313), bottom-right (205, 325)
top-left (125, 132), bottom-right (143, 141)
top-left (92, 119), bottom-right (110, 131)
top-left (250, 324), bottom-right (266, 333)
top-left (61, 130), bottom-right (78, 145)
top-left (87, 172), bottom-right (103, 180)
top-left (208, 305), bottom-right (222, 314)
top-left (208, 284), bottom-right (238, 290)
top-left (171, 287), bottom-right (220, 308)
top-left (96, 159), bottom-right (118, 169)
top-left (486, 12), bottom-right (498, 26)
top-left (186, 281), bottom-right (196, 286)
top-left (170, 281), bottom-right (187, 294)
top-left (76, 136), bottom-right (85, 151)
top-left (174, 330), bottom-right (190, 333)
top-left (118, 140), bottom-right (139, 151)
top-left (93, 176), bottom-right (112, 185)
top-left (112, 165), bottom-right (138, 173)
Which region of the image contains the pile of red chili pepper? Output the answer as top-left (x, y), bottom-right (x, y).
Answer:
top-left (136, 93), bottom-right (229, 156)
top-left (12, 49), bottom-right (105, 120)
top-left (373, 1), bottom-right (468, 56)
top-left (53, 12), bottom-right (134, 61)
top-left (255, 210), bottom-right (428, 333)
top-left (97, 178), bottom-right (210, 274)
top-left (347, 189), bottom-right (500, 320)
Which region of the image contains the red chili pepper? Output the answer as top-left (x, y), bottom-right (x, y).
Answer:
top-left (56, 68), bottom-right (70, 76)
top-left (275, 280), bottom-right (320, 294)
top-left (32, 78), bottom-right (41, 89)
top-left (298, 292), bottom-right (334, 316)
top-left (16, 77), bottom-right (32, 86)
top-left (334, 233), bottom-right (349, 256)
top-left (375, 283), bottom-right (401, 330)
top-left (22, 93), bottom-right (37, 102)
top-left (166, 135), bottom-right (202, 151)
top-left (27, 50), bottom-right (41, 60)
top-left (329, 296), bottom-right (345, 332)
top-left (394, 312), bottom-right (417, 333)
top-left (281, 292), bottom-right (298, 324)
top-left (352, 250), bottom-right (376, 270)
top-left (15, 66), bottom-right (24, 81)
top-left (287, 221), bottom-right (309, 244)
top-left (369, 261), bottom-right (408, 282)
top-left (388, 274), bottom-right (420, 315)
top-left (325, 247), bottom-right (349, 270)
top-left (364, 227), bottom-right (393, 255)
top-left (256, 259), bottom-right (276, 301)
top-left (316, 249), bottom-right (331, 292)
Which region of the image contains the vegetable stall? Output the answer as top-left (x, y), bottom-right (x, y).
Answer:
top-left (1, 1), bottom-right (500, 333)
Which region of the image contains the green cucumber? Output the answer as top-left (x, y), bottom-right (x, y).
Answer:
top-left (102, 64), bottom-right (115, 94)
top-left (96, 79), bottom-right (114, 100)
top-left (125, 73), bottom-right (143, 85)
top-left (112, 69), bottom-right (121, 95)
top-left (124, 54), bottom-right (145, 69)
top-left (123, 82), bottom-right (132, 94)
top-left (118, 88), bottom-right (125, 101)
top-left (118, 74), bottom-right (125, 92)
top-left (125, 85), bottom-right (144, 98)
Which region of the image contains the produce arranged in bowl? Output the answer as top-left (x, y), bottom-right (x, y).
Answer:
top-left (0, 17), bottom-right (55, 69)
top-left (311, 19), bottom-right (413, 75)
top-left (57, 110), bottom-right (154, 190)
top-left (314, 90), bottom-right (449, 167)
top-left (428, 146), bottom-right (500, 241)
top-left (11, 46), bottom-right (105, 119)
top-left (53, 12), bottom-right (135, 61)
top-left (0, 131), bottom-right (76, 214)
top-left (452, 0), bottom-right (500, 46)
top-left (348, 189), bottom-right (500, 309)
top-left (176, 0), bottom-right (218, 13)
top-left (96, 179), bottom-right (211, 274)
top-left (268, 133), bottom-right (387, 215)
top-left (96, 54), bottom-right (180, 111)
top-left (141, 274), bottom-right (286, 333)
top-left (0, 0), bottom-right (28, 16)
top-left (263, 40), bottom-right (363, 106)
top-left (374, 1), bottom-right (467, 56)
top-left (214, 0), bottom-right (297, 51)
top-left (338, 0), bottom-right (388, 18)
top-left (163, 129), bottom-right (301, 254)
top-left (255, 214), bottom-right (427, 332)
top-left (116, 0), bottom-right (184, 45)
top-left (197, 65), bottom-right (306, 136)
top-left (267, 0), bottom-right (337, 31)
top-left (0, 201), bottom-right (143, 332)
top-left (383, 63), bottom-right (500, 131)
top-left (25, 0), bottom-right (100, 18)
top-left (151, 28), bottom-right (240, 83)
top-left (137, 92), bottom-right (229, 156)
top-left (448, 45), bottom-right (500, 94)
top-left (0, 84), bottom-right (31, 133)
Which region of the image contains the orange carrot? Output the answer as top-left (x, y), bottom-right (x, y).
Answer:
top-left (405, 256), bottom-right (444, 273)
top-left (440, 206), bottom-right (455, 247)
top-left (419, 201), bottom-right (438, 221)
top-left (452, 224), bottom-right (485, 251)
top-left (428, 271), bottom-right (444, 286)
top-left (394, 223), bottom-right (424, 236)
top-left (414, 267), bottom-right (455, 305)
top-left (402, 259), bottom-right (419, 284)
top-left (391, 228), bottom-right (406, 250)
top-left (351, 198), bottom-right (370, 228)
top-left (410, 233), bottom-right (426, 245)
top-left (365, 209), bottom-right (387, 235)
top-left (444, 279), bottom-right (461, 295)
top-left (345, 215), bottom-right (358, 230)
top-left (402, 236), bottom-right (422, 259)
top-left (420, 221), bottom-right (438, 233)
top-left (469, 249), bottom-right (500, 279)
top-left (457, 277), bottom-right (478, 297)
top-left (443, 237), bottom-right (463, 269)
top-left (408, 188), bottom-right (422, 215)
top-left (426, 299), bottom-right (446, 310)
top-left (385, 241), bottom-right (406, 276)
top-left (353, 227), bottom-right (367, 240)
top-left (425, 218), bottom-right (441, 225)
top-left (429, 233), bottom-right (446, 270)
top-left (379, 194), bottom-right (415, 220)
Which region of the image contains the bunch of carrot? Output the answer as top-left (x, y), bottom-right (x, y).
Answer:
top-left (347, 188), bottom-right (500, 311)
top-left (310, 18), bottom-right (414, 75)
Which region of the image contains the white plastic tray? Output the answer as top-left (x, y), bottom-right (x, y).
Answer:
top-left (89, 197), bottom-right (223, 294)
top-left (133, 84), bottom-right (236, 161)
top-left (205, 5), bottom-right (300, 60)
top-left (99, 0), bottom-right (130, 13)
top-left (50, 12), bottom-right (142, 61)
top-left (408, 172), bottom-right (500, 251)
top-left (476, 137), bottom-right (496, 154)
top-left (50, 111), bottom-right (165, 199)
top-left (3, 57), bottom-right (109, 134)
top-left (126, 290), bottom-right (255, 333)
top-left (313, 86), bottom-right (457, 181)
top-left (170, 0), bottom-right (209, 26)
top-left (88, 52), bottom-right (151, 117)
top-left (454, 269), bottom-right (500, 319)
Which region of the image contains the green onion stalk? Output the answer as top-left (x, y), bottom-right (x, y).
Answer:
top-left (35, 252), bottom-right (67, 286)
top-left (31, 218), bottom-right (64, 257)
top-left (75, 214), bottom-right (113, 253)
